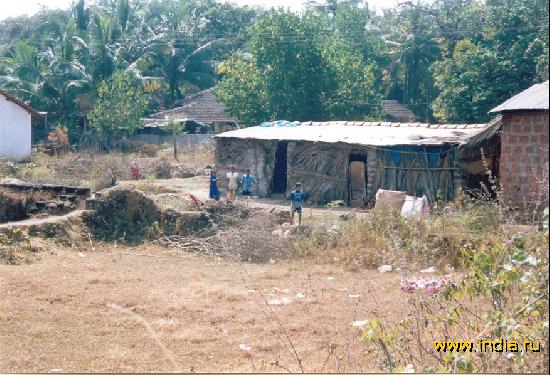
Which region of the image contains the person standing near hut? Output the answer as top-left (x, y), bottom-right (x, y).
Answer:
top-left (209, 170), bottom-right (220, 201)
top-left (240, 168), bottom-right (256, 197)
top-left (289, 182), bottom-right (305, 226)
top-left (226, 165), bottom-right (239, 201)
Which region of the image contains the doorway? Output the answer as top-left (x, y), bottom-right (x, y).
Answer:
top-left (349, 154), bottom-right (367, 207)
top-left (272, 141), bottom-right (288, 194)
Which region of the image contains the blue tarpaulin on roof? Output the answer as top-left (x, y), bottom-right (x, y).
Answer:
top-left (384, 145), bottom-right (455, 168)
top-left (260, 120), bottom-right (302, 128)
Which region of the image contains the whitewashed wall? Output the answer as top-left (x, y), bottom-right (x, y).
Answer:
top-left (0, 94), bottom-right (31, 161)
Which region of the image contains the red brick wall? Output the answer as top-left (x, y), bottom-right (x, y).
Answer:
top-left (499, 111), bottom-right (549, 208)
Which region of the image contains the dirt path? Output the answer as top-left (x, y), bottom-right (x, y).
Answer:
top-left (0, 245), bottom-right (411, 373)
top-left (128, 176), bottom-right (366, 222)
top-left (0, 209), bottom-right (88, 230)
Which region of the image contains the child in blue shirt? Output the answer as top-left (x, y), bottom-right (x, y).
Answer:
top-left (240, 168), bottom-right (257, 196)
top-left (289, 182), bottom-right (304, 225)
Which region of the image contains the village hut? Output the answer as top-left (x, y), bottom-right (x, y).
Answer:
top-left (489, 81), bottom-right (549, 209)
top-left (142, 88), bottom-right (238, 134)
top-left (214, 120), bottom-right (501, 206)
top-left (381, 100), bottom-right (417, 122)
top-left (0, 89), bottom-right (43, 161)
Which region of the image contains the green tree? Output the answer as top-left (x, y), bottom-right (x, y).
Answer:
top-left (321, 37), bottom-right (381, 118)
top-left (88, 71), bottom-right (148, 138)
top-left (215, 10), bottom-right (382, 125)
top-left (431, 0), bottom-right (549, 122)
top-left (431, 40), bottom-right (502, 122)
top-left (215, 54), bottom-right (267, 125)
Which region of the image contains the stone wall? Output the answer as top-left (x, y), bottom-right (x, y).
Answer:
top-left (214, 137), bottom-right (277, 196)
top-left (499, 111), bottom-right (549, 208)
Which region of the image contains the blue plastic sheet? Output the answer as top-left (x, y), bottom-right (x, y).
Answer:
top-left (384, 145), bottom-right (455, 168)
top-left (260, 120), bottom-right (302, 128)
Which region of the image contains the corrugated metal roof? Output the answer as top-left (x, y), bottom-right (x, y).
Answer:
top-left (144, 88), bottom-right (238, 127)
top-left (215, 120), bottom-right (492, 147)
top-left (490, 81), bottom-right (549, 113)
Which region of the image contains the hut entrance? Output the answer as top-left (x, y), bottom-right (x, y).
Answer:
top-left (349, 155), bottom-right (366, 207)
top-left (272, 141), bottom-right (288, 194)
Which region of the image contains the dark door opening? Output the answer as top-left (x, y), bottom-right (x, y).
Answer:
top-left (272, 141), bottom-right (288, 194)
top-left (349, 154), bottom-right (367, 207)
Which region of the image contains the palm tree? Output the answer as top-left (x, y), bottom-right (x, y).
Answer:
top-left (0, 38), bottom-right (91, 117)
top-left (383, 3), bottom-right (440, 121)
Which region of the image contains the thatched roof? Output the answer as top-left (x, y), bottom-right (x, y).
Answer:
top-left (215, 120), bottom-right (492, 147)
top-left (382, 100), bottom-right (417, 121)
top-left (144, 88), bottom-right (237, 127)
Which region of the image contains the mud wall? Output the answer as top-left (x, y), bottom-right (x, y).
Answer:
top-left (214, 137), bottom-right (277, 196)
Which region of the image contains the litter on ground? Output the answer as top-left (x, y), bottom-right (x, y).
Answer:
top-left (351, 320), bottom-right (368, 329)
top-left (419, 266), bottom-right (435, 273)
top-left (239, 344), bottom-right (252, 352)
top-left (378, 265), bottom-right (392, 273)
top-left (268, 297), bottom-right (291, 305)
top-left (444, 264), bottom-right (455, 273)
top-left (400, 277), bottom-right (448, 295)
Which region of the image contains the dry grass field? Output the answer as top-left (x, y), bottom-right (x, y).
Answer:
top-left (1, 148), bottom-right (547, 373)
top-left (0, 243), bottom-right (412, 373)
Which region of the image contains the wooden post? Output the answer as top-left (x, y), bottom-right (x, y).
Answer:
top-left (173, 125), bottom-right (178, 161)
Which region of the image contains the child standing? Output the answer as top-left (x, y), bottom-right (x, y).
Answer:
top-left (240, 168), bottom-right (257, 196)
top-left (226, 165), bottom-right (239, 201)
top-left (209, 170), bottom-right (220, 201)
top-left (289, 182), bottom-right (304, 225)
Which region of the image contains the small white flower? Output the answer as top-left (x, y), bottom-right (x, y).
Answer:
top-left (526, 256), bottom-right (539, 266)
top-left (503, 263), bottom-right (513, 271)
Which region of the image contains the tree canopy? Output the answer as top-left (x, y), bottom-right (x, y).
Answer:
top-left (0, 0), bottom-right (547, 133)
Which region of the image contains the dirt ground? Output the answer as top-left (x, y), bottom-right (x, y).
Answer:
top-left (132, 175), bottom-right (364, 221)
top-left (0, 244), bottom-right (413, 373)
top-left (0, 163), bottom-right (422, 373)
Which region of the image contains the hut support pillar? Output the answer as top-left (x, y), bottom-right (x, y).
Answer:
top-left (366, 148), bottom-right (378, 204)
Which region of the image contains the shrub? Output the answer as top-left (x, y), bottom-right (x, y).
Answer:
top-left (140, 143), bottom-right (160, 157)
top-left (362, 230), bottom-right (548, 373)
top-left (0, 228), bottom-right (34, 264)
top-left (85, 186), bottom-right (162, 241)
top-left (0, 189), bottom-right (29, 223)
top-left (88, 71), bottom-right (148, 141)
top-left (47, 127), bottom-right (70, 149)
top-left (153, 158), bottom-right (172, 179)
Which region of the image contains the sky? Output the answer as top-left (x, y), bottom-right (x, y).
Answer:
top-left (0, 0), bottom-right (400, 20)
